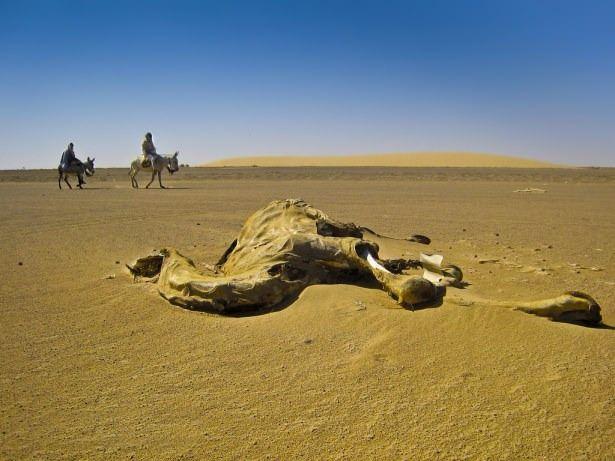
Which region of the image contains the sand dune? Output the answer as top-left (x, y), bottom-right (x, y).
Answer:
top-left (205, 152), bottom-right (560, 168)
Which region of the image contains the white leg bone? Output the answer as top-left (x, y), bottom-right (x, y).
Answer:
top-left (358, 246), bottom-right (438, 307)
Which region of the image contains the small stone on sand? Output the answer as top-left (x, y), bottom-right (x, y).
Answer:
top-left (354, 300), bottom-right (367, 311)
top-left (479, 258), bottom-right (500, 264)
top-left (514, 188), bottom-right (546, 193)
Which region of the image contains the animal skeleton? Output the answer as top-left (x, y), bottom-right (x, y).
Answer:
top-left (128, 199), bottom-right (601, 324)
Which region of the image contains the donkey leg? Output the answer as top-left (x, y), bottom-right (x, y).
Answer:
top-left (130, 168), bottom-right (139, 188)
top-left (158, 171), bottom-right (165, 189)
top-left (132, 171), bottom-right (137, 188)
top-left (58, 174), bottom-right (62, 189)
top-left (64, 177), bottom-right (72, 189)
top-left (145, 171), bottom-right (155, 189)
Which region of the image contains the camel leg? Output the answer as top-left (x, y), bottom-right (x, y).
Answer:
top-left (145, 171), bottom-right (155, 189)
top-left (370, 265), bottom-right (439, 308)
top-left (451, 292), bottom-right (602, 324)
top-left (158, 170), bottom-right (165, 189)
top-left (508, 292), bottom-right (601, 324)
top-left (354, 243), bottom-right (439, 308)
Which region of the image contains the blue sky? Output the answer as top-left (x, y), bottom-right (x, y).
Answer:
top-left (1, 0), bottom-right (614, 168)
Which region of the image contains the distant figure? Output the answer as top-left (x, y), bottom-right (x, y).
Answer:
top-left (58, 142), bottom-right (95, 189)
top-left (59, 142), bottom-right (85, 186)
top-left (60, 143), bottom-right (83, 170)
top-left (141, 132), bottom-right (158, 167)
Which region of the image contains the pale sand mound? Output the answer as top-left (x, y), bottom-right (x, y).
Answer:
top-left (205, 152), bottom-right (560, 168)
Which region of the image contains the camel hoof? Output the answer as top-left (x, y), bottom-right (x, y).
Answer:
top-left (408, 234), bottom-right (431, 245)
top-left (442, 264), bottom-right (463, 284)
top-left (556, 291), bottom-right (602, 324)
top-left (519, 291), bottom-right (602, 325)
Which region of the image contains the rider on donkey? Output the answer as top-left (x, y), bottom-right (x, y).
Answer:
top-left (60, 142), bottom-right (86, 186)
top-left (141, 132), bottom-right (159, 168)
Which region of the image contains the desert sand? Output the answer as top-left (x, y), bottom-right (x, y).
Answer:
top-left (205, 152), bottom-right (560, 168)
top-left (1, 166), bottom-right (614, 460)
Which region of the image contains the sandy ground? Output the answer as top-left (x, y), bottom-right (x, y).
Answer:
top-left (205, 152), bottom-right (559, 167)
top-left (1, 167), bottom-right (614, 460)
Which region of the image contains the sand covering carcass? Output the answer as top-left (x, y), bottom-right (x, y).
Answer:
top-left (128, 199), bottom-right (601, 324)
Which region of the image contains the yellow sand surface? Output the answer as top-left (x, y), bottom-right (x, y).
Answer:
top-left (1, 167), bottom-right (613, 460)
top-left (205, 152), bottom-right (560, 168)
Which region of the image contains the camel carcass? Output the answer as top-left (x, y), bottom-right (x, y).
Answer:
top-left (128, 199), bottom-right (601, 324)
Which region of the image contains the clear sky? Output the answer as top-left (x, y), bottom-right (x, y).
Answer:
top-left (1, 0), bottom-right (614, 168)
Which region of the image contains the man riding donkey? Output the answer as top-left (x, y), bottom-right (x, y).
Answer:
top-left (59, 142), bottom-right (86, 187)
top-left (129, 132), bottom-right (180, 189)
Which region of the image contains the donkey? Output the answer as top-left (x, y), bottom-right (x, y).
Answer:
top-left (58, 157), bottom-right (95, 189)
top-left (129, 152), bottom-right (179, 189)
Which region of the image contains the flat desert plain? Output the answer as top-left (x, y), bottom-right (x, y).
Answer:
top-left (1, 166), bottom-right (614, 460)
